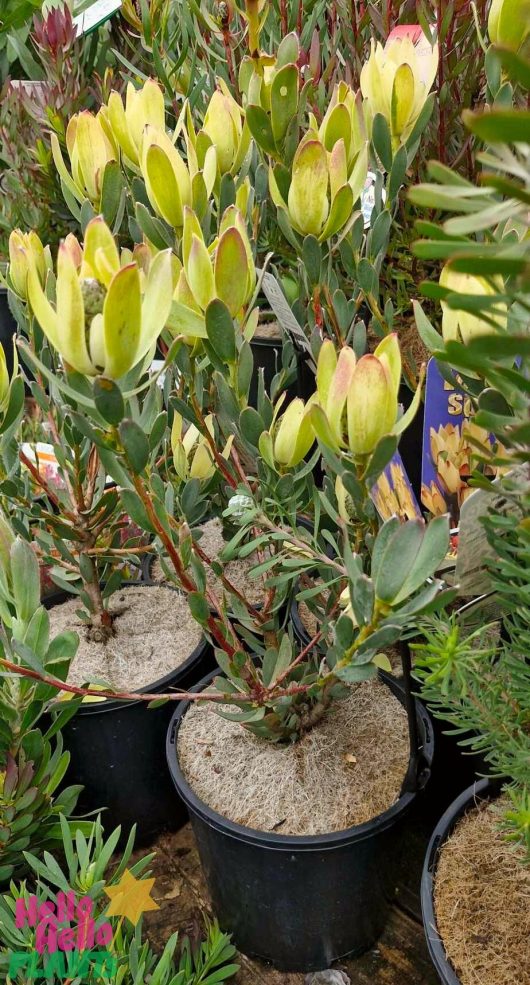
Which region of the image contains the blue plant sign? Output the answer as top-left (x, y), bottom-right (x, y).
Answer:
top-left (421, 358), bottom-right (473, 526)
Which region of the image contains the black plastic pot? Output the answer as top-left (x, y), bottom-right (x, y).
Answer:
top-left (166, 668), bottom-right (434, 971)
top-left (297, 349), bottom-right (316, 401)
top-left (398, 382), bottom-right (424, 503)
top-left (249, 334), bottom-right (293, 408)
top-left (0, 288), bottom-right (17, 376)
top-left (46, 587), bottom-right (215, 845)
top-left (421, 779), bottom-right (498, 984)
top-left (425, 720), bottom-right (488, 824)
top-left (249, 332), bottom-right (316, 409)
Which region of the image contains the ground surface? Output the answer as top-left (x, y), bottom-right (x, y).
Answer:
top-left (137, 817), bottom-right (439, 985)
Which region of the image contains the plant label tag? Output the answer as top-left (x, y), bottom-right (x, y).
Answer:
top-left (370, 451), bottom-right (422, 522)
top-left (258, 270), bottom-right (315, 365)
top-left (362, 170), bottom-right (386, 228)
top-left (21, 441), bottom-right (64, 490)
top-left (421, 358), bottom-right (474, 526)
top-left (455, 467), bottom-right (524, 597)
top-left (73, 0), bottom-right (122, 36)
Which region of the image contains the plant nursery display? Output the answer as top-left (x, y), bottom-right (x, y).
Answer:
top-left (0, 0), bottom-right (528, 981)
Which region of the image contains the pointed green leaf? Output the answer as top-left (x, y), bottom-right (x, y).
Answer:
top-left (100, 161), bottom-right (123, 227)
top-left (393, 515), bottom-right (450, 604)
top-left (166, 300), bottom-right (208, 338)
top-left (120, 488), bottom-right (155, 534)
top-left (371, 515), bottom-right (400, 584)
top-left (413, 300), bottom-right (442, 352)
top-left (372, 113), bottom-right (393, 171)
top-left (93, 376), bottom-right (125, 425)
top-left (119, 419), bottom-right (150, 473)
top-left (462, 108), bottom-right (530, 144)
top-left (206, 299), bottom-right (236, 364)
top-left (214, 228), bottom-right (249, 316)
top-left (11, 539), bottom-right (40, 625)
top-left (319, 183), bottom-right (354, 242)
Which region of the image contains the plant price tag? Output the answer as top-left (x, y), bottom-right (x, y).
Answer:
top-left (73, 0), bottom-right (122, 36)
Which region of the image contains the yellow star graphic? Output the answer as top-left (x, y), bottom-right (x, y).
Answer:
top-left (104, 869), bottom-right (159, 926)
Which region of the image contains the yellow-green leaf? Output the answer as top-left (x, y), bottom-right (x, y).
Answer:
top-left (214, 228), bottom-right (248, 316)
top-left (103, 264), bottom-right (142, 378)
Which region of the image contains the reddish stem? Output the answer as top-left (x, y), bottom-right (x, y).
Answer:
top-left (280, 0), bottom-right (288, 37)
top-left (193, 541), bottom-right (266, 625)
top-left (0, 658), bottom-right (313, 705)
top-left (132, 474), bottom-right (240, 658)
top-left (222, 27), bottom-right (237, 90)
top-left (19, 450), bottom-right (77, 523)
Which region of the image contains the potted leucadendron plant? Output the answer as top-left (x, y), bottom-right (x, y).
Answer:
top-left (161, 335), bottom-right (450, 971)
top-left (1, 217), bottom-right (216, 843)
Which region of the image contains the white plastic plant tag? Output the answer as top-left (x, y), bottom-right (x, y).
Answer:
top-left (150, 359), bottom-right (166, 389)
top-left (258, 269), bottom-right (314, 364)
top-left (150, 358), bottom-right (181, 390)
top-left (362, 170), bottom-right (386, 228)
top-left (455, 465), bottom-right (525, 596)
top-left (73, 0), bottom-right (122, 36)
top-left (21, 442), bottom-right (60, 482)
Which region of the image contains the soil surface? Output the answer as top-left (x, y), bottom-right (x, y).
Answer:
top-left (434, 793), bottom-right (530, 985)
top-left (151, 518), bottom-right (271, 608)
top-left (51, 585), bottom-right (203, 691)
top-left (254, 319), bottom-right (283, 340)
top-left (177, 679), bottom-right (410, 835)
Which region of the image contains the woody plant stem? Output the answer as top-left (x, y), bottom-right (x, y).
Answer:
top-left (0, 625), bottom-right (322, 705)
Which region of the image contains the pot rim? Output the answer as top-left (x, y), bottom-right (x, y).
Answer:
top-left (166, 668), bottom-right (434, 850)
top-left (45, 584), bottom-right (211, 716)
top-left (250, 334), bottom-right (284, 347)
top-left (420, 777), bottom-right (501, 985)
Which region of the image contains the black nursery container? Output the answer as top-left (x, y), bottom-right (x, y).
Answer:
top-left (249, 333), bottom-right (314, 408)
top-left (421, 779), bottom-right (497, 985)
top-left (398, 382), bottom-right (425, 502)
top-left (166, 669), bottom-right (434, 971)
top-left (47, 589), bottom-right (215, 845)
top-left (249, 334), bottom-right (293, 408)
